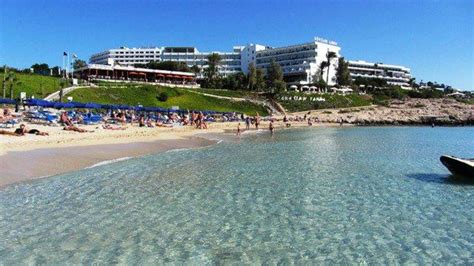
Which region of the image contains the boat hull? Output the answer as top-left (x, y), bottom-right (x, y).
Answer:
top-left (440, 155), bottom-right (474, 178)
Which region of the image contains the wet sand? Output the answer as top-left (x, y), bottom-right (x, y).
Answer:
top-left (0, 120), bottom-right (341, 188)
top-left (0, 137), bottom-right (215, 188)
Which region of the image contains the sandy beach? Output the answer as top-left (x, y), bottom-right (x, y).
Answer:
top-left (0, 120), bottom-right (335, 187)
top-left (0, 123), bottom-right (227, 187)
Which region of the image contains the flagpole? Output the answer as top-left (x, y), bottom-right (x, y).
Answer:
top-left (62, 54), bottom-right (66, 79)
top-left (67, 53), bottom-right (70, 79)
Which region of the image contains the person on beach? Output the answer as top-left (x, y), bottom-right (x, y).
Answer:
top-left (255, 112), bottom-right (260, 130)
top-left (0, 124), bottom-right (48, 136)
top-left (245, 116), bottom-right (250, 130)
top-left (60, 112), bottom-right (73, 126)
top-left (307, 118), bottom-right (313, 126)
top-left (138, 115), bottom-right (145, 127)
top-left (63, 125), bottom-right (91, 133)
top-left (283, 115), bottom-right (291, 128)
top-left (236, 123), bottom-right (241, 136)
top-left (14, 124), bottom-right (49, 136)
top-left (269, 121), bottom-right (274, 135)
top-left (0, 129), bottom-right (18, 136)
top-left (102, 124), bottom-right (126, 130)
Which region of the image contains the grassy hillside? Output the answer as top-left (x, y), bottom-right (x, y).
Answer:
top-left (0, 72), bottom-right (62, 99)
top-left (68, 83), bottom-right (268, 115)
top-left (277, 92), bottom-right (373, 112)
top-left (192, 88), bottom-right (258, 98)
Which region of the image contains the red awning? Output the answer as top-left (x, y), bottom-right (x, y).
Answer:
top-left (184, 76), bottom-right (193, 79)
top-left (157, 74), bottom-right (165, 77)
top-left (165, 74), bottom-right (174, 78)
top-left (129, 72), bottom-right (146, 76)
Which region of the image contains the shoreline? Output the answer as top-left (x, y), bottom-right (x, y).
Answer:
top-left (0, 122), bottom-right (341, 188)
top-left (0, 136), bottom-right (217, 188)
top-left (1, 123), bottom-right (472, 188)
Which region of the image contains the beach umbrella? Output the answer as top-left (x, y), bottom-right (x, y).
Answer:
top-left (101, 104), bottom-right (118, 110)
top-left (85, 102), bottom-right (102, 109)
top-left (54, 102), bottom-right (75, 109)
top-left (0, 98), bottom-right (17, 104)
top-left (69, 101), bottom-right (86, 108)
top-left (25, 99), bottom-right (55, 108)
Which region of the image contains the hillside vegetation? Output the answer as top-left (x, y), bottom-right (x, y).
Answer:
top-left (277, 92), bottom-right (373, 112)
top-left (0, 72), bottom-right (62, 99)
top-left (68, 83), bottom-right (268, 115)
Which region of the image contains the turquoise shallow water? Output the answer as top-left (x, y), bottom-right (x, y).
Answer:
top-left (1, 127), bottom-right (473, 264)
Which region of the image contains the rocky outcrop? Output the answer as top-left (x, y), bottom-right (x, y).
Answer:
top-left (304, 99), bottom-right (474, 126)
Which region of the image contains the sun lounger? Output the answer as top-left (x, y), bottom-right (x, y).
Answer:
top-left (0, 118), bottom-right (19, 128)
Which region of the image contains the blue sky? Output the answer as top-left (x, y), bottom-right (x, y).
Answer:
top-left (1, 0), bottom-right (472, 90)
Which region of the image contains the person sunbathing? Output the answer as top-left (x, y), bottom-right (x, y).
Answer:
top-left (63, 125), bottom-right (91, 133)
top-left (0, 129), bottom-right (19, 136)
top-left (102, 124), bottom-right (126, 130)
top-left (60, 112), bottom-right (73, 126)
top-left (14, 124), bottom-right (49, 136)
top-left (0, 124), bottom-right (48, 136)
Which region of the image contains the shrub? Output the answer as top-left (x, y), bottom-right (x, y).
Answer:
top-left (158, 92), bottom-right (169, 102)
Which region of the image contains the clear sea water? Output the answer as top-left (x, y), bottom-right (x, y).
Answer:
top-left (1, 127), bottom-right (473, 264)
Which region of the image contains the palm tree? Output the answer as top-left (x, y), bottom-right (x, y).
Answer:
top-left (325, 51), bottom-right (337, 86)
top-left (204, 53), bottom-right (222, 88)
top-left (2, 66), bottom-right (6, 99)
top-left (319, 61), bottom-right (329, 81)
top-left (4, 70), bottom-right (20, 100)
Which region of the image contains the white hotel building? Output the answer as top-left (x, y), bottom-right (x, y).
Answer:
top-left (348, 60), bottom-right (412, 87)
top-left (89, 37), bottom-right (411, 87)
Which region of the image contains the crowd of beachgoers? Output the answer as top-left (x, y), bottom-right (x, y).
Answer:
top-left (0, 104), bottom-right (337, 140)
top-left (1, 98), bottom-right (472, 140)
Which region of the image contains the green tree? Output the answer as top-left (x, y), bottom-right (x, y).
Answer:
top-left (266, 60), bottom-right (286, 92)
top-left (222, 72), bottom-right (247, 90)
top-left (50, 66), bottom-right (62, 77)
top-left (247, 63), bottom-right (257, 91)
top-left (255, 69), bottom-right (266, 92)
top-left (2, 65), bottom-right (7, 98)
top-left (203, 53), bottom-right (222, 89)
top-left (190, 65), bottom-right (201, 75)
top-left (325, 51), bottom-right (338, 86)
top-left (73, 59), bottom-right (87, 70)
top-left (335, 57), bottom-right (351, 86)
top-left (4, 71), bottom-right (21, 100)
top-left (31, 63), bottom-right (50, 75)
top-left (59, 79), bottom-right (68, 102)
top-left (318, 61), bottom-right (329, 82)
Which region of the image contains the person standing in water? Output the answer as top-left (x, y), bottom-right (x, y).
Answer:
top-left (245, 116), bottom-right (250, 130)
top-left (269, 121), bottom-right (274, 135)
top-left (236, 123), bottom-right (241, 136)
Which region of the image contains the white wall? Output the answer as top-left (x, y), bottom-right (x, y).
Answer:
top-left (240, 44), bottom-right (266, 74)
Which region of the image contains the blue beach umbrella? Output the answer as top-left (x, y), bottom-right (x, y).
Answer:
top-left (102, 104), bottom-right (119, 110)
top-left (0, 98), bottom-right (17, 104)
top-left (54, 102), bottom-right (75, 109)
top-left (69, 101), bottom-right (86, 108)
top-left (26, 99), bottom-right (55, 108)
top-left (84, 102), bottom-right (102, 109)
